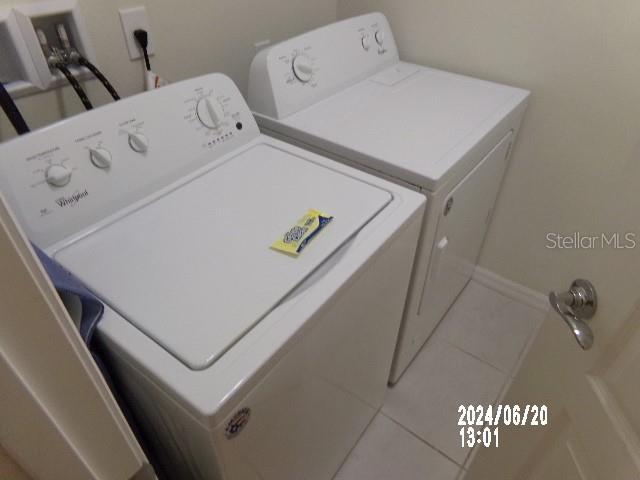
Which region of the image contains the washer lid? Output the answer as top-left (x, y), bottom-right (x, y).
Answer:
top-left (55, 143), bottom-right (392, 370)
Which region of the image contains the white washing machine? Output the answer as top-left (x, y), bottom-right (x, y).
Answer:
top-left (248, 12), bottom-right (530, 383)
top-left (0, 74), bottom-right (425, 479)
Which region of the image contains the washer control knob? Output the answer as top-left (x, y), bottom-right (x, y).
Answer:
top-left (45, 164), bottom-right (71, 187)
top-left (89, 147), bottom-right (112, 169)
top-left (196, 97), bottom-right (224, 129)
top-left (128, 132), bottom-right (149, 153)
top-left (375, 29), bottom-right (385, 46)
top-left (361, 34), bottom-right (372, 51)
top-left (292, 55), bottom-right (313, 83)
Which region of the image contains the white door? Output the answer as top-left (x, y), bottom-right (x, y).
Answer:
top-left (0, 193), bottom-right (151, 480)
top-left (466, 236), bottom-right (640, 475)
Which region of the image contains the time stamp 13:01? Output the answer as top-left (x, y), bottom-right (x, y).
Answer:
top-left (458, 404), bottom-right (548, 448)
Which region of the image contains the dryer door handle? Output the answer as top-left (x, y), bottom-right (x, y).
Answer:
top-left (417, 236), bottom-right (448, 315)
top-left (430, 236), bottom-right (449, 283)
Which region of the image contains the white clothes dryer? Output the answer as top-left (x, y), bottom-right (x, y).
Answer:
top-left (249, 12), bottom-right (530, 382)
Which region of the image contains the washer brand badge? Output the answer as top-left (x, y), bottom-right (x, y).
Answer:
top-left (55, 189), bottom-right (88, 208)
top-left (225, 407), bottom-right (251, 439)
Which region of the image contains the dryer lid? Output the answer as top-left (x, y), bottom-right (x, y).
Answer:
top-left (55, 142), bottom-right (391, 370)
top-left (279, 64), bottom-right (528, 190)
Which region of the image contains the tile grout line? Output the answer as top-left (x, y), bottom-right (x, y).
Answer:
top-left (436, 337), bottom-right (512, 376)
top-left (507, 313), bottom-right (546, 380)
top-left (398, 335), bottom-right (518, 473)
top-left (380, 326), bottom-right (515, 472)
top-left (380, 410), bottom-right (468, 469)
top-left (354, 281), bottom-right (544, 478)
top-left (460, 313), bottom-right (543, 471)
top-left (433, 288), bottom-right (546, 377)
top-left (330, 408), bottom-right (381, 480)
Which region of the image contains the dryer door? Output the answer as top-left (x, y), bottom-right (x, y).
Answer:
top-left (417, 131), bottom-right (514, 330)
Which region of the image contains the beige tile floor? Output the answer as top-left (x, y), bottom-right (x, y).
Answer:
top-left (334, 280), bottom-right (547, 480)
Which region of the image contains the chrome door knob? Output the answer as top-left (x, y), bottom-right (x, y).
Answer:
top-left (549, 279), bottom-right (597, 350)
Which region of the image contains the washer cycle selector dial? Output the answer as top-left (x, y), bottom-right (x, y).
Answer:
top-left (196, 97), bottom-right (224, 129)
top-left (45, 164), bottom-right (71, 187)
top-left (89, 147), bottom-right (112, 169)
top-left (128, 132), bottom-right (149, 153)
top-left (375, 29), bottom-right (385, 46)
top-left (292, 55), bottom-right (313, 83)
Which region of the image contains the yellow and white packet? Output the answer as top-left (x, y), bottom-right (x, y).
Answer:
top-left (271, 209), bottom-right (333, 257)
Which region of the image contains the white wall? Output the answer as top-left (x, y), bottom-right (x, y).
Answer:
top-left (339, 0), bottom-right (640, 294)
top-left (0, 0), bottom-right (336, 141)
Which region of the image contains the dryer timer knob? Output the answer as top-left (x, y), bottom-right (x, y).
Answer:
top-left (292, 55), bottom-right (313, 83)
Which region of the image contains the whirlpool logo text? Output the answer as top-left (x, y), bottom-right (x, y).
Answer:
top-left (55, 189), bottom-right (89, 208)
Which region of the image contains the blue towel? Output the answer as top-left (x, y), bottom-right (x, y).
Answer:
top-left (32, 244), bottom-right (104, 345)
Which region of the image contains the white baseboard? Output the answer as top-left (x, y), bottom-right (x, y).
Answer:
top-left (472, 266), bottom-right (549, 313)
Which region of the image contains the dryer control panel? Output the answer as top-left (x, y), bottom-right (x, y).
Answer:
top-left (248, 12), bottom-right (399, 119)
top-left (0, 73), bottom-right (260, 249)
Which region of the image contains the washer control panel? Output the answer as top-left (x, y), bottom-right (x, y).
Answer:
top-left (0, 73), bottom-right (260, 248)
top-left (248, 12), bottom-right (399, 119)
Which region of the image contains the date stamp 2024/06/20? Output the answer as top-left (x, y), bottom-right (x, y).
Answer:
top-left (458, 404), bottom-right (548, 448)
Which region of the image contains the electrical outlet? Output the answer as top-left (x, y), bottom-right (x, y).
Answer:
top-left (119, 6), bottom-right (154, 61)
